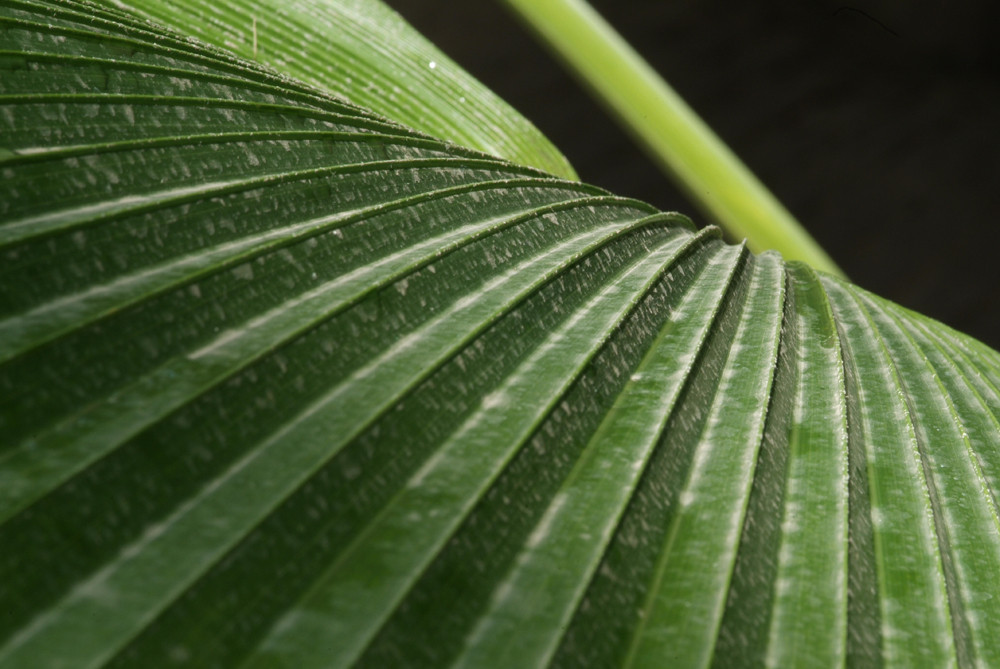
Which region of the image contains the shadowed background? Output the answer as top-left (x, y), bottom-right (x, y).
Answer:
top-left (387, 0), bottom-right (1000, 351)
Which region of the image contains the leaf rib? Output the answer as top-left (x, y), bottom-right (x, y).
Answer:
top-left (822, 276), bottom-right (957, 667)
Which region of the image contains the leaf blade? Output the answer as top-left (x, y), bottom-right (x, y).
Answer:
top-left (95, 0), bottom-right (578, 178)
top-left (1, 4), bottom-right (998, 668)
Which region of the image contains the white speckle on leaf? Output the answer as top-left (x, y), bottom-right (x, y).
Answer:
top-left (232, 264), bottom-right (254, 280)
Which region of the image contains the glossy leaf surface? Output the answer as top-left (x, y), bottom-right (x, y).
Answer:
top-left (2, 2), bottom-right (999, 667)
top-left (95, 0), bottom-right (577, 179)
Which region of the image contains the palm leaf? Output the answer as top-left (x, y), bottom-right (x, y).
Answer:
top-left (2, 1), bottom-right (999, 667)
top-left (92, 0), bottom-right (577, 179)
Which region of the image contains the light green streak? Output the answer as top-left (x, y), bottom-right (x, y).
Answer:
top-left (502, 0), bottom-right (846, 277)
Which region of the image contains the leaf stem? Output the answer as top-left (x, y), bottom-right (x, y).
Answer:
top-left (502, 0), bottom-right (846, 277)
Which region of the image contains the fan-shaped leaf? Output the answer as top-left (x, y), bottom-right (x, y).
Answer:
top-left (1, 2), bottom-right (999, 667)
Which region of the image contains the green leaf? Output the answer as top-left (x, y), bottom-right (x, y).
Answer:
top-left (1, 2), bottom-right (999, 668)
top-left (92, 0), bottom-right (577, 179)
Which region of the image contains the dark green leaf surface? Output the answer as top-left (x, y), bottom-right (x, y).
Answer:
top-left (93, 0), bottom-right (577, 179)
top-left (2, 2), bottom-right (999, 667)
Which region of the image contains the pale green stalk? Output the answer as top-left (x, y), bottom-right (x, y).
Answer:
top-left (502, 0), bottom-right (846, 277)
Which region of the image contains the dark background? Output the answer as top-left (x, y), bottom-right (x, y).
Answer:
top-left (387, 0), bottom-right (999, 351)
